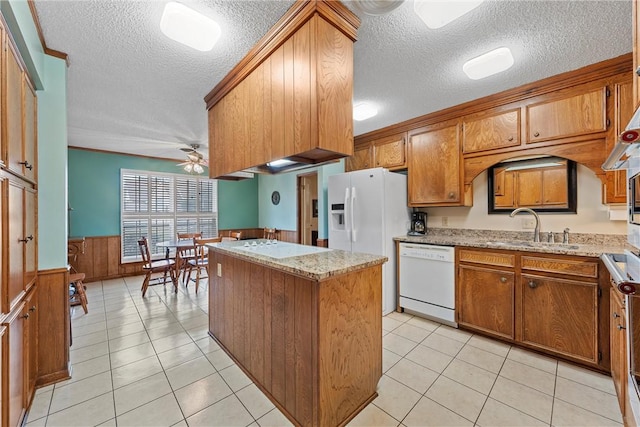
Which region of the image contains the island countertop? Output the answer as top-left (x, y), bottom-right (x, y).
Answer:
top-left (208, 239), bottom-right (387, 281)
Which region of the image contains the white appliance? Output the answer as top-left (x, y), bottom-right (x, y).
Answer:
top-left (328, 168), bottom-right (409, 315)
top-left (398, 243), bottom-right (456, 326)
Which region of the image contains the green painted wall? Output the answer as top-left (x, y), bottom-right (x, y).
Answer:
top-left (258, 160), bottom-right (344, 239)
top-left (37, 56), bottom-right (68, 269)
top-left (68, 148), bottom-right (259, 237)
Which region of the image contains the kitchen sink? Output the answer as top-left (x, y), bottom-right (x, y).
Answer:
top-left (486, 241), bottom-right (534, 247)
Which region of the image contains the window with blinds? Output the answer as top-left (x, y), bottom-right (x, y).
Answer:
top-left (120, 169), bottom-right (218, 262)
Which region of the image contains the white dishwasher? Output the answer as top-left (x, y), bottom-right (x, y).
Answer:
top-left (399, 243), bottom-right (456, 327)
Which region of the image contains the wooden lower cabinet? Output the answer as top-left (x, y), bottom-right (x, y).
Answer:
top-left (610, 288), bottom-right (628, 421)
top-left (456, 247), bottom-right (605, 368)
top-left (209, 251), bottom-right (382, 426)
top-left (24, 286), bottom-right (38, 409)
top-left (458, 265), bottom-right (514, 339)
top-left (520, 274), bottom-right (598, 363)
top-left (3, 300), bottom-right (26, 427)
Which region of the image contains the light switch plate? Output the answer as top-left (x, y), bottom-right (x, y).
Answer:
top-left (217, 263), bottom-right (222, 277)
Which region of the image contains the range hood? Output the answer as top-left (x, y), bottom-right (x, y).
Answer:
top-left (204, 1), bottom-right (360, 180)
top-left (602, 105), bottom-right (640, 170)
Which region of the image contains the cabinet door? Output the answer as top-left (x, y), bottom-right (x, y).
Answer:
top-left (5, 41), bottom-right (23, 177)
top-left (494, 168), bottom-right (515, 208)
top-left (610, 288), bottom-right (627, 417)
top-left (345, 145), bottom-right (371, 172)
top-left (542, 167), bottom-right (568, 206)
top-left (22, 76), bottom-right (37, 182)
top-left (606, 80), bottom-right (633, 204)
top-left (3, 301), bottom-right (26, 427)
top-left (7, 180), bottom-right (25, 313)
top-left (24, 189), bottom-right (36, 291)
top-left (458, 265), bottom-right (514, 339)
top-left (373, 133), bottom-right (406, 169)
top-left (408, 122), bottom-right (462, 206)
top-left (462, 109), bottom-right (520, 154)
top-left (526, 87), bottom-right (606, 143)
top-left (520, 274), bottom-right (598, 363)
top-left (516, 169), bottom-right (543, 206)
top-left (23, 287), bottom-right (37, 409)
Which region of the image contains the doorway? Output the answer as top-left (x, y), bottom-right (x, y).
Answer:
top-left (297, 172), bottom-right (318, 246)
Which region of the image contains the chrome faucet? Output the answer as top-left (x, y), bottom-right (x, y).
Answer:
top-left (563, 228), bottom-right (570, 244)
top-left (509, 207), bottom-right (541, 242)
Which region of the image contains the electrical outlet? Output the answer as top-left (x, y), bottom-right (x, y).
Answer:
top-left (441, 216), bottom-right (449, 227)
top-left (522, 218), bottom-right (536, 229)
top-left (217, 263), bottom-right (222, 277)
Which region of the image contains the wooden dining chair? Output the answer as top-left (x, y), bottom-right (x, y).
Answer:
top-left (138, 237), bottom-right (177, 297)
top-left (221, 231), bottom-right (242, 242)
top-left (176, 232), bottom-right (201, 282)
top-left (185, 237), bottom-right (222, 293)
top-left (69, 272), bottom-right (88, 314)
top-left (263, 227), bottom-right (277, 240)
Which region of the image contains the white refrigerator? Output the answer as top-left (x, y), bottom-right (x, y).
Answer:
top-left (328, 167), bottom-right (409, 315)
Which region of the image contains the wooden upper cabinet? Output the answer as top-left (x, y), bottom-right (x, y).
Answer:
top-left (206, 2), bottom-right (359, 178)
top-left (22, 76), bottom-right (37, 182)
top-left (606, 79), bottom-right (633, 204)
top-left (634, 0), bottom-right (640, 108)
top-left (373, 133), bottom-right (406, 169)
top-left (462, 109), bottom-right (520, 154)
top-left (7, 179), bottom-right (25, 314)
top-left (345, 144), bottom-right (371, 172)
top-left (5, 40), bottom-right (23, 177)
top-left (526, 86), bottom-right (607, 144)
top-left (24, 188), bottom-right (36, 291)
top-left (408, 121), bottom-right (463, 206)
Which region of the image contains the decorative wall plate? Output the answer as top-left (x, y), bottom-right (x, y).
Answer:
top-left (271, 191), bottom-right (281, 205)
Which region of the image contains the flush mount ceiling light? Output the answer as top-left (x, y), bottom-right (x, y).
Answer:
top-left (353, 0), bottom-right (405, 16)
top-left (463, 47), bottom-right (514, 80)
top-left (353, 103), bottom-right (378, 121)
top-left (160, 2), bottom-right (221, 52)
top-left (414, 0), bottom-right (484, 29)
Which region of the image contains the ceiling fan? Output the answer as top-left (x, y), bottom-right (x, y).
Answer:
top-left (177, 143), bottom-right (208, 174)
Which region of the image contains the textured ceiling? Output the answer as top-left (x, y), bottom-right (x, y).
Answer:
top-left (34, 0), bottom-right (632, 162)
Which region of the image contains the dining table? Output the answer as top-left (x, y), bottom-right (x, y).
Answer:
top-left (156, 239), bottom-right (198, 281)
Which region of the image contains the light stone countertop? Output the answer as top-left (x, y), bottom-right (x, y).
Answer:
top-left (208, 239), bottom-right (387, 281)
top-left (394, 228), bottom-right (628, 258)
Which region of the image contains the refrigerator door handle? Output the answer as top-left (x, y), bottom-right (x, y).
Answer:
top-left (344, 187), bottom-right (351, 240)
top-left (351, 186), bottom-right (357, 242)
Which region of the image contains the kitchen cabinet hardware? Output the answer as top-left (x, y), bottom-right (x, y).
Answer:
top-left (21, 313), bottom-right (29, 319)
top-left (636, 66), bottom-right (640, 76)
top-left (500, 276), bottom-right (507, 283)
top-left (617, 324), bottom-right (626, 331)
top-left (528, 280), bottom-right (537, 289)
top-left (533, 131), bottom-right (540, 137)
top-left (508, 136), bottom-right (514, 141)
top-left (18, 161), bottom-right (32, 170)
top-left (19, 237), bottom-right (29, 243)
top-left (29, 306), bottom-right (36, 312)
top-left (613, 312), bottom-right (620, 318)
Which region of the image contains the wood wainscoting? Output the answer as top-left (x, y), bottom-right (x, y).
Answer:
top-left (36, 267), bottom-right (71, 386)
top-left (70, 229), bottom-right (306, 282)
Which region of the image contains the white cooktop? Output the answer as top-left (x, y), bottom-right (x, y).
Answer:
top-left (233, 240), bottom-right (331, 259)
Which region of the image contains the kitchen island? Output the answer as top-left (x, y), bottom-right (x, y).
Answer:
top-left (207, 240), bottom-right (386, 426)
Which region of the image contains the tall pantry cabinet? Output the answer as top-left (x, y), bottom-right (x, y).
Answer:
top-left (0, 16), bottom-right (40, 427)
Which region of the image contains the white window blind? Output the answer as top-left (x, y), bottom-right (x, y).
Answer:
top-left (120, 169), bottom-right (218, 262)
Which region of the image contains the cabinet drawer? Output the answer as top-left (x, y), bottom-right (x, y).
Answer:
top-left (458, 248), bottom-right (515, 268)
top-left (521, 256), bottom-right (598, 279)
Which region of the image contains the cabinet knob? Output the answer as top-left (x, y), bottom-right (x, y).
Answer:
top-left (500, 277), bottom-right (507, 283)
top-left (533, 131), bottom-right (540, 137)
top-left (448, 192), bottom-right (456, 199)
top-left (27, 235), bottom-right (33, 241)
top-left (19, 160), bottom-right (33, 170)
top-left (528, 280), bottom-right (537, 289)
top-left (18, 237), bottom-right (29, 243)
top-left (613, 312), bottom-right (620, 319)
top-left (29, 305), bottom-right (36, 312)
top-left (618, 324), bottom-right (626, 331)
top-left (508, 136), bottom-right (514, 142)
top-left (22, 313), bottom-right (29, 319)
top-left (636, 66), bottom-right (640, 77)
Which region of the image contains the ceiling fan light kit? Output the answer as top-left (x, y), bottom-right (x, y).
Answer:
top-left (178, 143), bottom-right (208, 174)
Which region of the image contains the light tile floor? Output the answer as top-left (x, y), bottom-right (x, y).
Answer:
top-left (26, 275), bottom-right (623, 426)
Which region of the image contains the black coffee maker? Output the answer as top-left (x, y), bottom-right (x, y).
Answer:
top-left (408, 211), bottom-right (427, 235)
